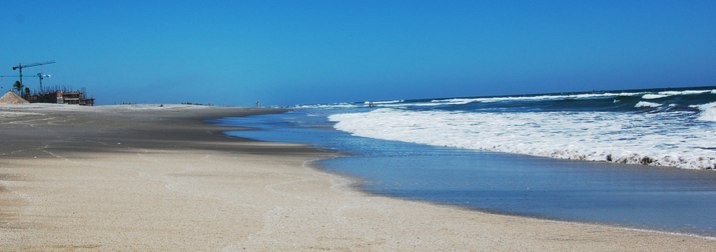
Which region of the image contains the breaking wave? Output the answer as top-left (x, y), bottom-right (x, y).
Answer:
top-left (634, 101), bottom-right (662, 108)
top-left (330, 108), bottom-right (716, 170)
top-left (692, 102), bottom-right (716, 122)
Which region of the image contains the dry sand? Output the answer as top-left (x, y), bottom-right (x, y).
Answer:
top-left (0, 91), bottom-right (29, 105)
top-left (1, 104), bottom-right (715, 251)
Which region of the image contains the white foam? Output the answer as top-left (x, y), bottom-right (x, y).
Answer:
top-left (365, 100), bottom-right (403, 105)
top-left (329, 108), bottom-right (716, 170)
top-left (659, 90), bottom-right (711, 96)
top-left (297, 88), bottom-right (715, 110)
top-left (700, 108), bottom-right (716, 122)
top-left (690, 102), bottom-right (716, 110)
top-left (422, 89), bottom-right (715, 107)
top-left (430, 92), bottom-right (646, 104)
top-left (642, 94), bottom-right (669, 99)
top-left (641, 89), bottom-right (713, 100)
top-left (691, 102), bottom-right (716, 122)
top-left (634, 101), bottom-right (662, 108)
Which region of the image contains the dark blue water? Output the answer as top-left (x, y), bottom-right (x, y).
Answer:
top-left (215, 109), bottom-right (716, 237)
top-left (298, 86), bottom-right (716, 113)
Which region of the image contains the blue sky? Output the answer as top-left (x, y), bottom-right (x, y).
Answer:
top-left (1, 1), bottom-right (715, 106)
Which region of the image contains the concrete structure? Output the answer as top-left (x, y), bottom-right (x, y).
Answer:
top-left (57, 91), bottom-right (94, 106)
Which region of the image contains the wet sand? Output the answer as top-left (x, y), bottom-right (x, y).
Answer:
top-left (1, 104), bottom-right (715, 251)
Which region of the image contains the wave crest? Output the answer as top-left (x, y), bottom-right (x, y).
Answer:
top-left (634, 101), bottom-right (662, 108)
top-left (329, 109), bottom-right (716, 170)
top-left (691, 102), bottom-right (716, 122)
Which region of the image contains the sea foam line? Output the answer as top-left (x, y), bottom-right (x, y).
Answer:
top-left (330, 108), bottom-right (716, 170)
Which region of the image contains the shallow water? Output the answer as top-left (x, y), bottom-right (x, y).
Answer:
top-left (216, 109), bottom-right (716, 237)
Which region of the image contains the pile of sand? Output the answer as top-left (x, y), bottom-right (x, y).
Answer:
top-left (0, 91), bottom-right (29, 104)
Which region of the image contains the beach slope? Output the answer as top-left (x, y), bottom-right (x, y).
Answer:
top-left (1, 104), bottom-right (714, 251)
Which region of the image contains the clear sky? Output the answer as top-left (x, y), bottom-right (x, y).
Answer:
top-left (1, 0), bottom-right (715, 106)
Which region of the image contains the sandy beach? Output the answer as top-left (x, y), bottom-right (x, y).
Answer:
top-left (1, 104), bottom-right (715, 251)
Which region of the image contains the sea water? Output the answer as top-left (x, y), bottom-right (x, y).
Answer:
top-left (217, 86), bottom-right (716, 236)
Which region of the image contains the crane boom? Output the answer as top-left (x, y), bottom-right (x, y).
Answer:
top-left (12, 61), bottom-right (56, 70)
top-left (0, 75), bottom-right (35, 77)
top-left (11, 61), bottom-right (56, 86)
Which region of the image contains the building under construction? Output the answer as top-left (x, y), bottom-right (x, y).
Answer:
top-left (3, 61), bottom-right (95, 106)
top-left (56, 91), bottom-right (94, 106)
top-left (23, 88), bottom-right (94, 106)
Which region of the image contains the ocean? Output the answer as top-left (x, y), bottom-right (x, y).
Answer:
top-left (215, 86), bottom-right (716, 236)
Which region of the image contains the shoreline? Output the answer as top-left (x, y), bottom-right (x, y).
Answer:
top-left (311, 150), bottom-right (716, 241)
top-left (224, 109), bottom-right (716, 237)
top-left (327, 154), bottom-right (716, 236)
top-left (2, 104), bottom-right (715, 250)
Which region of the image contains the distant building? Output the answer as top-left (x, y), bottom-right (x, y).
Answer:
top-left (57, 91), bottom-right (94, 106)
